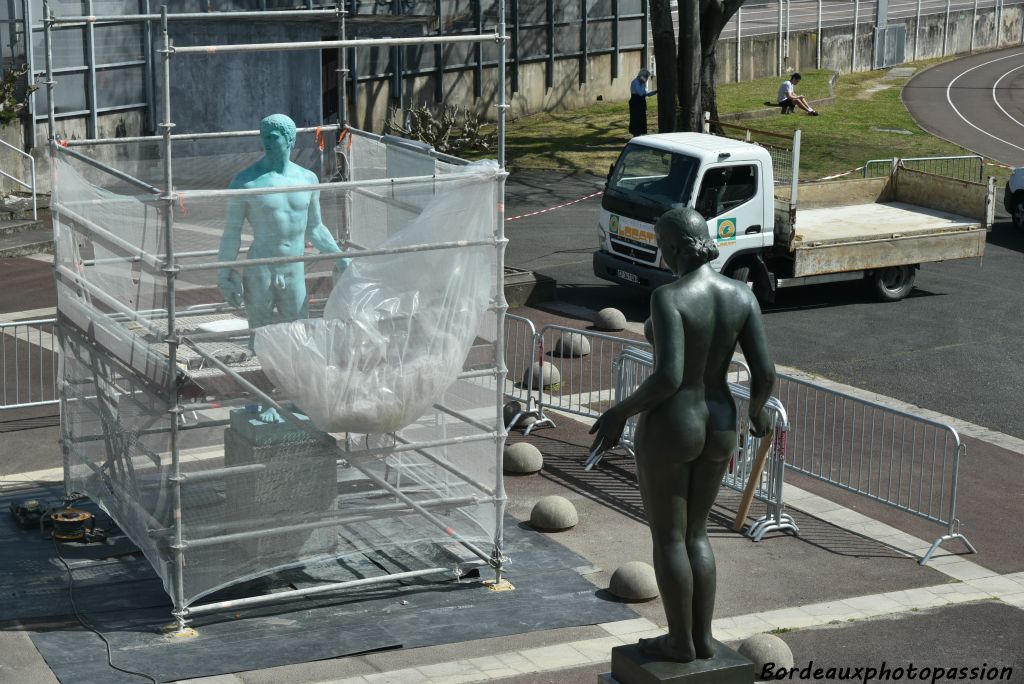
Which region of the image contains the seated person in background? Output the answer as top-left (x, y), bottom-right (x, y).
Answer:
top-left (778, 73), bottom-right (819, 116)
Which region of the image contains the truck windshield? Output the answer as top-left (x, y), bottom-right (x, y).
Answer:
top-left (606, 145), bottom-right (700, 215)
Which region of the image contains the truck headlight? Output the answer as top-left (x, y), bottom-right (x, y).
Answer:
top-left (598, 227), bottom-right (608, 250)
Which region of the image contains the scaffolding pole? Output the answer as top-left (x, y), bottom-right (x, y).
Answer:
top-left (171, 33), bottom-right (496, 56)
top-left (48, 4), bottom-right (511, 624)
top-left (155, 6), bottom-right (188, 634)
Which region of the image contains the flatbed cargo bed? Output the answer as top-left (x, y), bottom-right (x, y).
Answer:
top-left (789, 201), bottom-right (986, 277)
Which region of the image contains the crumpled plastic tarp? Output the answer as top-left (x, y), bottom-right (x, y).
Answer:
top-left (254, 165), bottom-right (497, 434)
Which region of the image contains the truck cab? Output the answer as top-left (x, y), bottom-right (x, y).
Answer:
top-left (594, 133), bottom-right (775, 290)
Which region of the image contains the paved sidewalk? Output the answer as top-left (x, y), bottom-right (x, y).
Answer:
top-left (0, 304), bottom-right (1022, 684)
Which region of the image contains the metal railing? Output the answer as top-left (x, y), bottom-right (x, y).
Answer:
top-left (0, 138), bottom-right (37, 220)
top-left (503, 313), bottom-right (554, 435)
top-left (1, 317), bottom-right (59, 411)
top-left (864, 155), bottom-right (985, 183)
top-left (535, 323), bottom-right (651, 421)
top-left (590, 347), bottom-right (797, 541)
top-left (504, 318), bottom-right (750, 433)
top-left (775, 373), bottom-right (975, 564)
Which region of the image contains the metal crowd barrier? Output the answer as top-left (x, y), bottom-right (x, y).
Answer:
top-left (0, 318), bottom-right (60, 412)
top-left (535, 323), bottom-right (651, 422)
top-left (503, 319), bottom-right (750, 432)
top-left (589, 347), bottom-right (797, 541)
top-left (775, 374), bottom-right (974, 565)
top-left (503, 314), bottom-right (554, 435)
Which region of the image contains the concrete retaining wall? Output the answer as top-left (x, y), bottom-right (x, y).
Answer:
top-left (715, 5), bottom-right (1024, 84)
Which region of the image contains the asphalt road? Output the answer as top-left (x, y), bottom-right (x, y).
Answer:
top-left (904, 45), bottom-right (1024, 167)
top-left (505, 170), bottom-right (1024, 441)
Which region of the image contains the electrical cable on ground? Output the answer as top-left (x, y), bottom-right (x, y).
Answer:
top-left (52, 536), bottom-right (162, 684)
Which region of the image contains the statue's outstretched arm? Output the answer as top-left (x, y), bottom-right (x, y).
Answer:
top-left (737, 290), bottom-right (776, 436)
top-left (589, 287), bottom-right (683, 452)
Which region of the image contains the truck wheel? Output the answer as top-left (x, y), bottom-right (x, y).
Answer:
top-left (869, 266), bottom-right (916, 302)
top-left (1013, 196), bottom-right (1024, 232)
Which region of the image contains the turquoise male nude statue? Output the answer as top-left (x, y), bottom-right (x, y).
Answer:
top-left (590, 207), bottom-right (776, 666)
top-left (218, 113), bottom-right (347, 328)
top-left (217, 114), bottom-right (349, 422)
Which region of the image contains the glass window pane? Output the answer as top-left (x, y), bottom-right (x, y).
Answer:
top-left (518, 1), bottom-right (546, 25)
top-left (517, 26), bottom-right (547, 60)
top-left (33, 26), bottom-right (86, 66)
top-left (619, 0), bottom-right (642, 15)
top-left (553, 1), bottom-right (581, 23)
top-left (94, 23), bottom-right (144, 64)
top-left (589, 19), bottom-right (612, 51)
top-left (91, 0), bottom-right (142, 12)
top-left (554, 25), bottom-right (578, 55)
top-left (588, 0), bottom-right (612, 19)
top-left (34, 69), bottom-right (87, 113)
top-left (95, 64), bottom-right (144, 108)
top-left (619, 17), bottom-right (641, 46)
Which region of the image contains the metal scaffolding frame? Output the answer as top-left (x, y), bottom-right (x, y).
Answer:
top-left (44, 1), bottom-right (510, 633)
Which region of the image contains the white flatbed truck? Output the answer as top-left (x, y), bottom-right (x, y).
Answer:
top-left (593, 132), bottom-right (993, 302)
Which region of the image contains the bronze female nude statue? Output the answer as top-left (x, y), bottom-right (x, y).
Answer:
top-left (590, 207), bottom-right (776, 663)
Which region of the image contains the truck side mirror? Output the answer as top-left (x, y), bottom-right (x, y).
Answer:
top-left (607, 163), bottom-right (615, 181)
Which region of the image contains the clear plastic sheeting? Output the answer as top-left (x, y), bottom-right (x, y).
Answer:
top-left (256, 166), bottom-right (497, 434)
top-left (54, 128), bottom-right (506, 612)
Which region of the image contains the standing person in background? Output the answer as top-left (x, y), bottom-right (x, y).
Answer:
top-left (629, 68), bottom-right (658, 136)
top-left (777, 73), bottom-right (819, 116)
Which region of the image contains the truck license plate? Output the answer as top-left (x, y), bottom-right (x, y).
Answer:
top-left (616, 269), bottom-right (639, 284)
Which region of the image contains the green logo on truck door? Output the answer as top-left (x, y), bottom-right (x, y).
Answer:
top-left (717, 217), bottom-right (737, 243)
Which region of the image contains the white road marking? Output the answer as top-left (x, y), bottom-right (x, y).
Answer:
top-left (945, 51), bottom-right (1024, 155)
top-left (990, 62), bottom-right (1024, 131)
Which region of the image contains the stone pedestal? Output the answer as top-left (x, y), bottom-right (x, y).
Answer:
top-left (224, 408), bottom-right (337, 563)
top-left (599, 640), bottom-right (753, 684)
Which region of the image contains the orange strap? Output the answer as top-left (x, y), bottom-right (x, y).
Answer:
top-left (314, 127), bottom-right (326, 152)
top-left (177, 192), bottom-right (188, 217)
top-left (338, 127), bottom-right (352, 149)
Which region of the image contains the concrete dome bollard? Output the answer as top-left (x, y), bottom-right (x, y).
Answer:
top-left (553, 333), bottom-right (591, 358)
top-left (594, 307), bottom-right (627, 331)
top-left (503, 442), bottom-right (543, 474)
top-left (739, 634), bottom-right (794, 678)
top-left (524, 361), bottom-right (560, 390)
top-left (608, 561), bottom-right (659, 601)
top-left (529, 495), bottom-right (578, 531)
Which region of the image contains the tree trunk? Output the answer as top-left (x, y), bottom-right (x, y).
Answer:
top-left (649, 0), bottom-right (678, 133)
top-left (676, 0), bottom-right (702, 132)
top-left (701, 52), bottom-right (721, 135)
top-left (699, 0), bottom-right (745, 135)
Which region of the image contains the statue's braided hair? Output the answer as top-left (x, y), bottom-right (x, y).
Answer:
top-left (655, 208), bottom-right (720, 264)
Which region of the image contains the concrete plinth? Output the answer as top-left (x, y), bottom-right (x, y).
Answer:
top-left (600, 640), bottom-right (753, 684)
top-left (224, 408), bottom-right (337, 562)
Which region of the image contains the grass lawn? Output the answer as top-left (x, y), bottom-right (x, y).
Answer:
top-left (500, 58), bottom-right (1005, 183)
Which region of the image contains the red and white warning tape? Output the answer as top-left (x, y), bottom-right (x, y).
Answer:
top-left (504, 190), bottom-right (603, 222)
